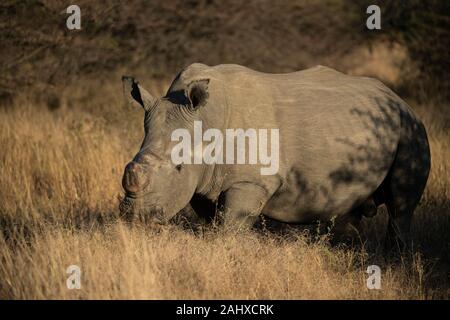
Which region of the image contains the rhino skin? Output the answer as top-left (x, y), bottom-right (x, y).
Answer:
top-left (120, 63), bottom-right (431, 250)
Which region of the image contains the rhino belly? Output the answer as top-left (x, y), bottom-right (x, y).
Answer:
top-left (262, 119), bottom-right (399, 223)
top-left (262, 164), bottom-right (388, 224)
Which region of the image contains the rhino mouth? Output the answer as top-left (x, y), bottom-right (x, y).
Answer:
top-left (119, 195), bottom-right (166, 224)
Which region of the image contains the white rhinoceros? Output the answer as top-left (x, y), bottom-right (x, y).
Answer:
top-left (120, 63), bottom-right (430, 250)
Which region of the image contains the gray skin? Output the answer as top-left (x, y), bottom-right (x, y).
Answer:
top-left (120, 63), bottom-right (430, 250)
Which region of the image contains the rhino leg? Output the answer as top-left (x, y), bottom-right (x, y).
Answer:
top-left (360, 197), bottom-right (379, 217)
top-left (218, 182), bottom-right (273, 230)
top-left (171, 204), bottom-right (206, 228)
top-left (329, 208), bottom-right (363, 245)
top-left (383, 120), bottom-right (430, 253)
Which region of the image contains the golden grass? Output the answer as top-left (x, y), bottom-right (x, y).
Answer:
top-left (0, 223), bottom-right (431, 299)
top-left (0, 88), bottom-right (448, 299)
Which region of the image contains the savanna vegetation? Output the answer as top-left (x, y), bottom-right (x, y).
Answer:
top-left (0, 0), bottom-right (448, 299)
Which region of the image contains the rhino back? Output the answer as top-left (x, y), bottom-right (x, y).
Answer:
top-left (174, 64), bottom-right (411, 221)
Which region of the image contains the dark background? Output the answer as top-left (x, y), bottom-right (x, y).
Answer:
top-left (1, 0), bottom-right (449, 109)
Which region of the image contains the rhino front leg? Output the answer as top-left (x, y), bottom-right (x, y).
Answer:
top-left (171, 203), bottom-right (205, 227)
top-left (219, 182), bottom-right (273, 230)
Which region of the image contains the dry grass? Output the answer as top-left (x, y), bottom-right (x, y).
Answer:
top-left (0, 223), bottom-right (432, 300)
top-left (0, 82), bottom-right (448, 299)
top-left (1, 0), bottom-right (448, 301)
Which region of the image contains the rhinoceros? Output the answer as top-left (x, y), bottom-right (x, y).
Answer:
top-left (120, 63), bottom-right (430, 249)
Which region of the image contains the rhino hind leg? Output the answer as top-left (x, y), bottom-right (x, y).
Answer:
top-left (382, 120), bottom-right (431, 253)
top-left (360, 197), bottom-right (379, 218)
top-left (329, 209), bottom-right (363, 246)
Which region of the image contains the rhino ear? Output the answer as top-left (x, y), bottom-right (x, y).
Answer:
top-left (186, 79), bottom-right (209, 109)
top-left (122, 76), bottom-right (156, 111)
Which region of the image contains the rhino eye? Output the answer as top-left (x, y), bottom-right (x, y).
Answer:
top-left (175, 164), bottom-right (183, 172)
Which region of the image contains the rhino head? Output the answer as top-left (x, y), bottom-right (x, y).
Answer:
top-left (119, 76), bottom-right (216, 224)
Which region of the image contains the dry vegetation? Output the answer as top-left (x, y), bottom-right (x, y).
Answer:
top-left (0, 0), bottom-right (449, 299)
top-left (0, 81), bottom-right (448, 300)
